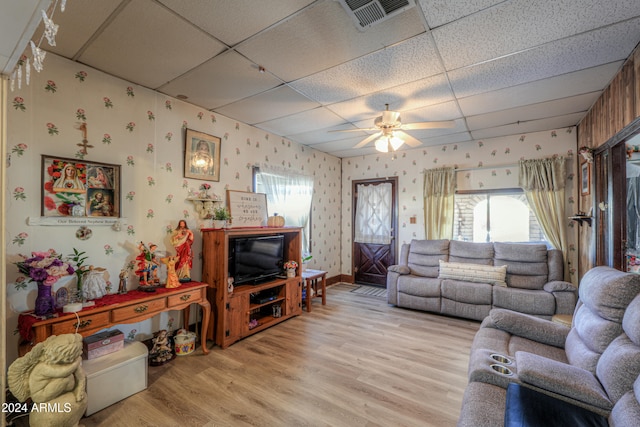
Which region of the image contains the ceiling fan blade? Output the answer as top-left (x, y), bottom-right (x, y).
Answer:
top-left (396, 131), bottom-right (422, 147)
top-left (328, 127), bottom-right (378, 133)
top-left (353, 132), bottom-right (381, 149)
top-left (401, 121), bottom-right (456, 130)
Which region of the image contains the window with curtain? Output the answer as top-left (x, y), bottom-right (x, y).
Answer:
top-left (254, 166), bottom-right (314, 254)
top-left (453, 190), bottom-right (545, 243)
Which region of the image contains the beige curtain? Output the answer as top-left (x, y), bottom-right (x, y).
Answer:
top-left (518, 157), bottom-right (569, 280)
top-left (423, 167), bottom-right (456, 239)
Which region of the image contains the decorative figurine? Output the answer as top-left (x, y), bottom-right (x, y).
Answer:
top-left (7, 333), bottom-right (88, 427)
top-left (118, 269), bottom-right (128, 294)
top-left (171, 220), bottom-right (194, 281)
top-left (149, 330), bottom-right (173, 365)
top-left (81, 266), bottom-right (108, 300)
top-left (135, 242), bottom-right (160, 288)
top-left (161, 256), bottom-right (181, 288)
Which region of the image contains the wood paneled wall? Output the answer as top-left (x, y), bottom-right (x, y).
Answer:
top-left (577, 45), bottom-right (640, 278)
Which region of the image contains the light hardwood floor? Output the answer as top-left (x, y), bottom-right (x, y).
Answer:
top-left (82, 284), bottom-right (480, 427)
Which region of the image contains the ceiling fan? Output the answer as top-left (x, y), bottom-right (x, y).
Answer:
top-left (332, 104), bottom-right (455, 152)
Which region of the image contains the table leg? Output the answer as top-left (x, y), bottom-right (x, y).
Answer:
top-left (198, 300), bottom-right (211, 355)
top-left (321, 275), bottom-right (327, 305)
top-left (306, 278), bottom-right (312, 312)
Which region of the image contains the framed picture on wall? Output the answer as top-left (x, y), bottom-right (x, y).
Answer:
top-left (581, 161), bottom-right (591, 196)
top-left (184, 129), bottom-right (221, 181)
top-left (41, 155), bottom-right (120, 217)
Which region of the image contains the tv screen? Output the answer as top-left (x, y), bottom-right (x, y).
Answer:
top-left (230, 235), bottom-right (285, 285)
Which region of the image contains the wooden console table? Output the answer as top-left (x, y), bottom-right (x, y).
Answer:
top-left (18, 281), bottom-right (210, 355)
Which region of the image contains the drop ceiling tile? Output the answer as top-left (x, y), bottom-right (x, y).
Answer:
top-left (215, 85), bottom-right (319, 125)
top-left (417, 131), bottom-right (473, 148)
top-left (159, 51), bottom-right (281, 109)
top-left (38, 0), bottom-right (121, 59)
top-left (418, 0), bottom-right (503, 28)
top-left (401, 118), bottom-right (468, 139)
top-left (433, 0), bottom-right (640, 70)
top-left (458, 62), bottom-right (624, 116)
top-left (236, 0), bottom-right (426, 82)
top-left (449, 17), bottom-right (640, 99)
top-left (470, 112), bottom-right (584, 139)
top-left (400, 101), bottom-right (462, 123)
top-left (466, 93), bottom-right (600, 131)
top-left (257, 107), bottom-right (345, 136)
top-left (290, 33), bottom-right (444, 105)
top-left (306, 135), bottom-right (372, 151)
top-left (159, 0), bottom-right (315, 46)
top-left (288, 124), bottom-right (369, 145)
top-left (78, 0), bottom-right (227, 89)
top-left (326, 74), bottom-right (454, 123)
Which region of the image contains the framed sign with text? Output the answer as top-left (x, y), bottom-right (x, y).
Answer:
top-left (226, 190), bottom-right (268, 227)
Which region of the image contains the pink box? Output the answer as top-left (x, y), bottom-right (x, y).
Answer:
top-left (83, 330), bottom-right (124, 360)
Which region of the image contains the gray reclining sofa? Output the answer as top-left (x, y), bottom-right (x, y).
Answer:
top-left (387, 239), bottom-right (577, 320)
top-left (458, 266), bottom-right (640, 426)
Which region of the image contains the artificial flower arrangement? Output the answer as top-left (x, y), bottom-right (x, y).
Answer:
top-left (15, 249), bottom-right (75, 285)
top-left (15, 249), bottom-right (76, 316)
top-left (283, 260), bottom-right (298, 270)
top-left (200, 183), bottom-right (211, 191)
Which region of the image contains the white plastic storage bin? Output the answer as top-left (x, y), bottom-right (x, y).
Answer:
top-left (83, 340), bottom-right (148, 416)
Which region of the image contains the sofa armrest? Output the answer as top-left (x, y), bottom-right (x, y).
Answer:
top-left (544, 280), bottom-right (577, 293)
top-left (544, 281), bottom-right (578, 314)
top-left (516, 351), bottom-right (612, 411)
top-left (388, 265), bottom-right (410, 274)
top-left (489, 309), bottom-right (569, 348)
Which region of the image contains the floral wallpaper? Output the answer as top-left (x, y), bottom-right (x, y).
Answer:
top-left (4, 53), bottom-right (341, 362)
top-left (341, 128), bottom-right (579, 282)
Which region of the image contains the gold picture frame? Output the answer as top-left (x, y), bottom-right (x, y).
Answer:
top-left (184, 129), bottom-right (221, 181)
top-left (41, 155), bottom-right (120, 217)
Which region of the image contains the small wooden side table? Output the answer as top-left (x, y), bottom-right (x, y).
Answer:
top-left (301, 269), bottom-right (327, 312)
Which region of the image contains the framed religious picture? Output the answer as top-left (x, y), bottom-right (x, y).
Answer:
top-left (41, 155), bottom-right (120, 217)
top-left (184, 129), bottom-right (221, 181)
top-left (581, 161), bottom-right (591, 196)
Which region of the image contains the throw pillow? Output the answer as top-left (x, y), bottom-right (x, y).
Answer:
top-left (438, 260), bottom-right (508, 287)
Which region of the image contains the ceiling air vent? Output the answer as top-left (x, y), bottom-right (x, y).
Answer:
top-left (337, 0), bottom-right (416, 31)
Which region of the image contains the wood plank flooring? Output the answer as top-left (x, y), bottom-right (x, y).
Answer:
top-left (82, 284), bottom-right (480, 427)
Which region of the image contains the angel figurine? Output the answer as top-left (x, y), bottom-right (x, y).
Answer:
top-left (7, 333), bottom-right (87, 426)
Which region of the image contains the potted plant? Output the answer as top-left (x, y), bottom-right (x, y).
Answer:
top-left (212, 206), bottom-right (232, 229)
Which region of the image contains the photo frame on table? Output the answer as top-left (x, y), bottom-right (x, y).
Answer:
top-left (41, 155), bottom-right (120, 217)
top-left (184, 129), bottom-right (221, 181)
top-left (226, 190), bottom-right (268, 227)
top-left (581, 161), bottom-right (591, 196)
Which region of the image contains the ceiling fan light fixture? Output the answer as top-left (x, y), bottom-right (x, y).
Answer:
top-left (375, 137), bottom-right (389, 152)
top-left (389, 135), bottom-right (404, 151)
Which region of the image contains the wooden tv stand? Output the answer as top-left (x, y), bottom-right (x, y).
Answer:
top-left (201, 227), bottom-right (303, 348)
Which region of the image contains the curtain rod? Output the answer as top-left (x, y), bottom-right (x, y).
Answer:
top-left (422, 157), bottom-right (568, 173)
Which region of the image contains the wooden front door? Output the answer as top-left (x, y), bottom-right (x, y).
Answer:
top-left (352, 178), bottom-right (397, 287)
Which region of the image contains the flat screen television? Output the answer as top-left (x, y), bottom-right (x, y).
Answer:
top-left (229, 234), bottom-right (285, 285)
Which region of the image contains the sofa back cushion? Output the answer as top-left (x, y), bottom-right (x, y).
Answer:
top-left (493, 242), bottom-right (549, 289)
top-left (566, 267), bottom-right (640, 373)
top-left (449, 240), bottom-right (494, 264)
top-left (407, 239), bottom-right (449, 277)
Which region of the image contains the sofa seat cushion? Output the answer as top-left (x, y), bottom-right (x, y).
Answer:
top-left (407, 239), bottom-right (449, 277)
top-left (493, 286), bottom-right (555, 316)
top-left (494, 242), bottom-right (549, 290)
top-left (439, 260), bottom-right (507, 287)
top-left (442, 279), bottom-right (492, 304)
top-left (397, 275), bottom-right (441, 298)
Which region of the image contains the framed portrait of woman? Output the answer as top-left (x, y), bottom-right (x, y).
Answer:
top-left (41, 155), bottom-right (120, 217)
top-left (184, 129), bottom-right (221, 181)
